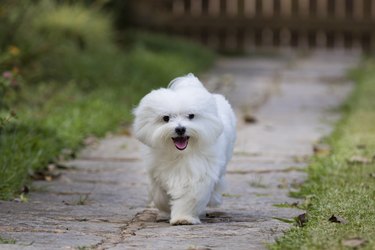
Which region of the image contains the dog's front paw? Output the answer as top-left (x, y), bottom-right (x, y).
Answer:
top-left (170, 216), bottom-right (201, 225)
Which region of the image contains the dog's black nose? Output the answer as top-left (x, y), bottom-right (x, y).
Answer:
top-left (175, 126), bottom-right (186, 136)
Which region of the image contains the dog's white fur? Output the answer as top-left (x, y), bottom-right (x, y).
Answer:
top-left (133, 74), bottom-right (236, 225)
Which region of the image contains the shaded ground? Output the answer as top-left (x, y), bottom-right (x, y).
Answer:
top-left (0, 51), bottom-right (358, 250)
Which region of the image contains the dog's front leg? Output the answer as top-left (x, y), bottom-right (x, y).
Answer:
top-left (169, 181), bottom-right (213, 225)
top-left (151, 182), bottom-right (171, 213)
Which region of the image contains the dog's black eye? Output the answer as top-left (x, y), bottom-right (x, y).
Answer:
top-left (162, 115), bottom-right (170, 122)
top-left (188, 114), bottom-right (195, 120)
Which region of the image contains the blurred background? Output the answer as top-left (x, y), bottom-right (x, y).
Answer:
top-left (128, 0), bottom-right (375, 52)
top-left (0, 0), bottom-right (374, 199)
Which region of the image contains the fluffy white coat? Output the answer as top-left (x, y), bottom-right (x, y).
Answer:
top-left (133, 74), bottom-right (236, 225)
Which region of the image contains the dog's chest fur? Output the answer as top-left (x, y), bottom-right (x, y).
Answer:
top-left (148, 150), bottom-right (221, 192)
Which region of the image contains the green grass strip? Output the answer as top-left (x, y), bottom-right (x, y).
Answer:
top-left (271, 61), bottom-right (375, 249)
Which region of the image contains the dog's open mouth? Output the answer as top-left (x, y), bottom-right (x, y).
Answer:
top-left (172, 136), bottom-right (189, 150)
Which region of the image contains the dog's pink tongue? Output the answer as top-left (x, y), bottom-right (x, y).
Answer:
top-left (173, 137), bottom-right (188, 150)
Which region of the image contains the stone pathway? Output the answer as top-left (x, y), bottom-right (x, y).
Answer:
top-left (0, 52), bottom-right (359, 249)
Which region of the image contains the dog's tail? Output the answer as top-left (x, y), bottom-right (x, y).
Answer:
top-left (168, 73), bottom-right (204, 90)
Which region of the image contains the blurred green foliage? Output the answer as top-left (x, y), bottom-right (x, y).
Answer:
top-left (0, 0), bottom-right (215, 199)
top-left (0, 0), bottom-right (118, 85)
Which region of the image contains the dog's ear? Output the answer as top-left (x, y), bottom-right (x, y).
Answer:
top-left (133, 88), bottom-right (173, 147)
top-left (207, 114), bottom-right (224, 139)
top-left (132, 105), bottom-right (154, 146)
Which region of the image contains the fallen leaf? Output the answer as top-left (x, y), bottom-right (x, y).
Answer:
top-left (30, 170), bottom-right (61, 181)
top-left (21, 185), bottom-right (29, 194)
top-left (243, 114), bottom-right (257, 124)
top-left (313, 144), bottom-right (331, 156)
top-left (47, 163), bottom-right (56, 171)
top-left (328, 214), bottom-right (347, 224)
top-left (119, 127), bottom-right (132, 136)
top-left (342, 237), bottom-right (368, 248)
top-left (295, 213), bottom-right (308, 227)
top-left (347, 156), bottom-right (373, 165)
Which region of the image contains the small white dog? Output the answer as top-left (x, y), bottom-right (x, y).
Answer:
top-left (133, 74), bottom-right (236, 225)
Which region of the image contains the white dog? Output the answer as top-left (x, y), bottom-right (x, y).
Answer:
top-left (133, 73), bottom-right (236, 225)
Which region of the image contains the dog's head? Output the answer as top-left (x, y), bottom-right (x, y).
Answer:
top-left (133, 74), bottom-right (223, 152)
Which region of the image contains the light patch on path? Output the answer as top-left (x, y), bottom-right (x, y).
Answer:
top-left (0, 51), bottom-right (359, 250)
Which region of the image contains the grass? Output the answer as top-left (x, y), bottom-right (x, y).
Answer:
top-left (249, 178), bottom-right (269, 188)
top-left (0, 236), bottom-right (15, 244)
top-left (0, 2), bottom-right (214, 200)
top-left (270, 60), bottom-right (375, 249)
top-left (0, 39), bottom-right (214, 199)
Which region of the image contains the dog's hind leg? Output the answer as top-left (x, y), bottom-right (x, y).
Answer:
top-left (208, 177), bottom-right (225, 207)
